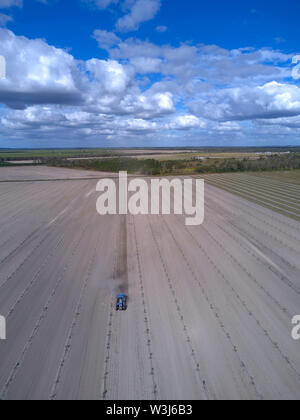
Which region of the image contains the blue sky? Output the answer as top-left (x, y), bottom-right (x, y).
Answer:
top-left (10, 0), bottom-right (300, 57)
top-left (0, 0), bottom-right (300, 148)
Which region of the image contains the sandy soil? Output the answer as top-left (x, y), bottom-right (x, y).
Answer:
top-left (0, 166), bottom-right (116, 181)
top-left (0, 167), bottom-right (299, 400)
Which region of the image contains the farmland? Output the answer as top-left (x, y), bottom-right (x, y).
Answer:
top-left (0, 149), bottom-right (116, 161)
top-left (202, 170), bottom-right (300, 221)
top-left (47, 152), bottom-right (300, 177)
top-left (1, 147), bottom-right (299, 162)
top-left (0, 166), bottom-right (299, 400)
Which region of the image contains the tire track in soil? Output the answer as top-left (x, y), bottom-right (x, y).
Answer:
top-left (182, 221), bottom-right (300, 386)
top-left (0, 181), bottom-right (74, 239)
top-left (115, 215), bottom-right (129, 296)
top-left (0, 225), bottom-right (58, 293)
top-left (205, 190), bottom-right (300, 245)
top-left (102, 215), bottom-right (128, 400)
top-left (101, 225), bottom-right (119, 401)
top-left (163, 216), bottom-right (264, 400)
top-left (0, 183), bottom-right (48, 222)
top-left (0, 225), bottom-right (89, 401)
top-left (203, 198), bottom-right (300, 277)
top-left (235, 218), bottom-right (300, 259)
top-left (4, 232), bottom-right (65, 320)
top-left (103, 216), bottom-right (158, 400)
top-left (148, 216), bottom-right (211, 401)
top-left (102, 303), bottom-right (114, 400)
top-left (226, 219), bottom-right (299, 272)
top-left (0, 202), bottom-right (75, 311)
top-left (204, 183), bottom-right (300, 234)
top-left (132, 217), bottom-right (158, 400)
top-left (0, 183), bottom-right (92, 291)
top-left (49, 227), bottom-right (101, 400)
top-left (214, 221), bottom-right (300, 295)
top-left (201, 224), bottom-right (291, 318)
top-left (0, 228), bottom-right (40, 269)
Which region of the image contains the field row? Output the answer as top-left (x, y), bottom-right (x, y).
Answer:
top-left (201, 172), bottom-right (300, 221)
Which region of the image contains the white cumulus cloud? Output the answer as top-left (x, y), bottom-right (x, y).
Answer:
top-left (116, 0), bottom-right (161, 32)
top-left (189, 81), bottom-right (300, 122)
top-left (1, 27), bottom-right (300, 146)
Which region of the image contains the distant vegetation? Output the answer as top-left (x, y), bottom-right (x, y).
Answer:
top-left (1, 147), bottom-right (300, 161)
top-left (195, 153), bottom-right (300, 174)
top-left (47, 152), bottom-right (300, 176)
top-left (0, 160), bottom-right (41, 167)
top-left (0, 149), bottom-right (115, 161)
top-left (49, 158), bottom-right (181, 176)
top-left (1, 148), bottom-right (300, 175)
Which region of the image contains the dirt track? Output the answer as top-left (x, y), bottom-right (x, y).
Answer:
top-left (0, 166), bottom-right (300, 400)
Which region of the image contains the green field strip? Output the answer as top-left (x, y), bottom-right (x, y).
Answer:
top-left (205, 174), bottom-right (300, 208)
top-left (202, 176), bottom-right (300, 221)
top-left (248, 171), bottom-right (300, 186)
top-left (219, 173), bottom-right (300, 195)
top-left (202, 175), bottom-right (300, 213)
top-left (215, 172), bottom-right (300, 194)
top-left (206, 173), bottom-right (300, 202)
top-left (205, 181), bottom-right (300, 222)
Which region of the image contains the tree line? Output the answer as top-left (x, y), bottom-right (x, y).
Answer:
top-left (46, 153), bottom-right (300, 176)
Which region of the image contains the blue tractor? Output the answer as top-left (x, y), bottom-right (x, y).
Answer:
top-left (116, 294), bottom-right (128, 311)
